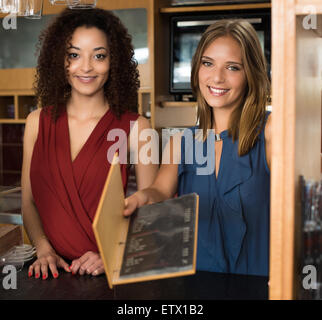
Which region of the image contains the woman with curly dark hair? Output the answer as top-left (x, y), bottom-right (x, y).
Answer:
top-left (21, 8), bottom-right (158, 280)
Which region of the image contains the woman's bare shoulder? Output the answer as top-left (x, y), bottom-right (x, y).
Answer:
top-left (25, 108), bottom-right (42, 144)
top-left (136, 115), bottom-right (151, 130)
top-left (26, 108), bottom-right (41, 123)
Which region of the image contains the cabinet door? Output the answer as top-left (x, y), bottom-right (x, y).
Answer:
top-left (0, 124), bottom-right (24, 186)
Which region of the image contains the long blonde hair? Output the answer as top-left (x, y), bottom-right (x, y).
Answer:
top-left (191, 19), bottom-right (270, 156)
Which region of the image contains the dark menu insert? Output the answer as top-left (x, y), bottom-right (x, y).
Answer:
top-left (119, 193), bottom-right (198, 278)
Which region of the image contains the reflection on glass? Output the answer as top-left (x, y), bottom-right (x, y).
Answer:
top-left (113, 8), bottom-right (148, 64)
top-left (0, 15), bottom-right (55, 68)
top-left (0, 8), bottom-right (148, 69)
top-left (173, 33), bottom-right (201, 89)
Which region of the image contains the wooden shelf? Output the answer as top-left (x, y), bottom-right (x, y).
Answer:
top-left (139, 87), bottom-right (152, 93)
top-left (0, 143), bottom-right (23, 147)
top-left (160, 2), bottom-right (271, 13)
top-left (0, 91), bottom-right (37, 122)
top-left (0, 119), bottom-right (26, 124)
top-left (2, 170), bottom-right (21, 174)
top-left (160, 101), bottom-right (197, 108)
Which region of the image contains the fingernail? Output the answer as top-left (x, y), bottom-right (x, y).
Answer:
top-left (53, 273), bottom-right (58, 278)
top-left (28, 271), bottom-right (32, 277)
top-left (72, 271), bottom-right (75, 275)
top-left (42, 274), bottom-right (47, 280)
top-left (69, 265), bottom-right (72, 270)
top-left (35, 273), bottom-right (39, 278)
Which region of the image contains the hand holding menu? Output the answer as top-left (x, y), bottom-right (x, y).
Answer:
top-left (92, 154), bottom-right (199, 289)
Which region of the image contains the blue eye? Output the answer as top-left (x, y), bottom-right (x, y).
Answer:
top-left (228, 65), bottom-right (240, 71)
top-left (201, 60), bottom-right (212, 67)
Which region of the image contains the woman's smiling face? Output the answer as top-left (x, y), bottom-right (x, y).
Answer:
top-left (198, 35), bottom-right (247, 112)
top-left (65, 26), bottom-right (110, 98)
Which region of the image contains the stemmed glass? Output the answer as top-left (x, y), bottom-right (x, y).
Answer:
top-left (0, 244), bottom-right (36, 273)
top-left (49, 0), bottom-right (67, 4)
top-left (25, 0), bottom-right (43, 19)
top-left (0, 0), bottom-right (43, 18)
top-left (67, 0), bottom-right (96, 9)
top-left (1, 0), bottom-right (17, 13)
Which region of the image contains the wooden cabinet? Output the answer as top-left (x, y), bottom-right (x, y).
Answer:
top-left (269, 0), bottom-right (322, 300)
top-left (0, 123), bottom-right (24, 186)
top-left (0, 91), bottom-right (36, 123)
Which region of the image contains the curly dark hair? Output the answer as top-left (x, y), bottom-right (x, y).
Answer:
top-left (35, 8), bottom-right (139, 120)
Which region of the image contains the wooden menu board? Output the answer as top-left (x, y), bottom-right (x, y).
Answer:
top-left (92, 154), bottom-right (199, 289)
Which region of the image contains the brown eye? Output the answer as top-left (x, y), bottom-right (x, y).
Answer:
top-left (95, 54), bottom-right (106, 60)
top-left (68, 53), bottom-right (79, 59)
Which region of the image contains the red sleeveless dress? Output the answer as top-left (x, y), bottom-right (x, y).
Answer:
top-left (30, 107), bottom-right (139, 260)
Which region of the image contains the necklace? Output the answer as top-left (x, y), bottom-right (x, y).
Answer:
top-left (214, 133), bottom-right (222, 142)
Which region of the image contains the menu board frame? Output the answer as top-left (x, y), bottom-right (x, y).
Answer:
top-left (92, 154), bottom-right (199, 289)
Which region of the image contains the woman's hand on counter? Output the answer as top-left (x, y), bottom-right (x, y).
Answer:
top-left (69, 251), bottom-right (104, 276)
top-left (28, 240), bottom-right (71, 280)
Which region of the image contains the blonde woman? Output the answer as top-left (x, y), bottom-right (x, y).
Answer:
top-left (124, 19), bottom-right (271, 276)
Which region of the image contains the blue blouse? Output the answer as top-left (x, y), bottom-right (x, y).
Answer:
top-left (177, 115), bottom-right (270, 276)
